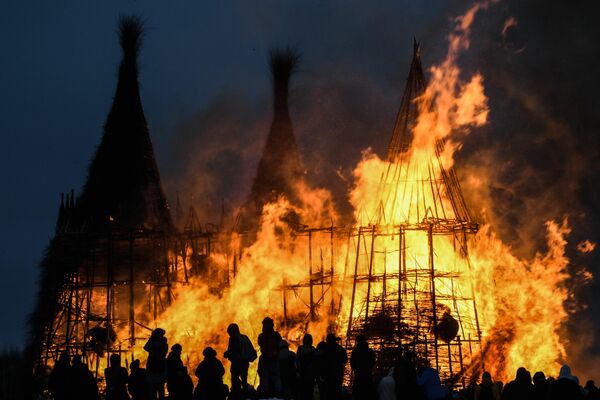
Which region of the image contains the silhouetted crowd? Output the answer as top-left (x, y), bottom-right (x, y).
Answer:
top-left (45, 317), bottom-right (600, 400)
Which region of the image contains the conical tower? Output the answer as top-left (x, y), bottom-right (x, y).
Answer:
top-left (76, 17), bottom-right (172, 233)
top-left (245, 47), bottom-right (303, 226)
top-left (28, 17), bottom-right (176, 375)
top-left (345, 42), bottom-right (482, 387)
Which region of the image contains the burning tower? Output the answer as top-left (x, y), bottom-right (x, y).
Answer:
top-left (344, 41), bottom-right (483, 384)
top-left (243, 47), bottom-right (304, 228)
top-left (29, 17), bottom-right (215, 374)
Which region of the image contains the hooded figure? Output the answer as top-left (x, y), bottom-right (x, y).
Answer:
top-left (378, 367), bottom-right (396, 400)
top-left (501, 367), bottom-right (533, 400)
top-left (549, 364), bottom-right (583, 400)
top-left (194, 347), bottom-right (227, 400)
top-left (474, 372), bottom-right (500, 400)
top-left (416, 363), bottom-right (447, 400)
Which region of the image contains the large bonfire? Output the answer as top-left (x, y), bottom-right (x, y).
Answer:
top-left (127, 1), bottom-right (579, 386)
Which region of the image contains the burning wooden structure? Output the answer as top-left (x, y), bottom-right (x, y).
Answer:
top-left (32, 17), bottom-right (482, 391)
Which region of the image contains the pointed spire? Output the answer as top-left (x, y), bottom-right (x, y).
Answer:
top-left (377, 40), bottom-right (473, 224)
top-left (246, 46), bottom-right (303, 222)
top-left (386, 38), bottom-right (427, 161)
top-left (76, 16), bottom-right (173, 233)
top-left (55, 193), bottom-right (65, 233)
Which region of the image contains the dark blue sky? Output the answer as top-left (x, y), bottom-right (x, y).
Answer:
top-left (1, 0), bottom-right (599, 371)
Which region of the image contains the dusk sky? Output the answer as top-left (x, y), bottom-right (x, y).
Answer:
top-left (1, 0), bottom-right (599, 375)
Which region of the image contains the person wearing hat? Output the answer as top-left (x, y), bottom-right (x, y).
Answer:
top-left (194, 347), bottom-right (227, 400)
top-left (144, 328), bottom-right (168, 399)
top-left (257, 316), bottom-right (283, 397)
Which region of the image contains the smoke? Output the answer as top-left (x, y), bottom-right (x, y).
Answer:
top-left (161, 0), bottom-right (600, 379)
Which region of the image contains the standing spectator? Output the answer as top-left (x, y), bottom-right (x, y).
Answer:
top-left (378, 367), bottom-right (396, 400)
top-left (278, 340), bottom-right (297, 399)
top-left (502, 367), bottom-right (533, 400)
top-left (548, 364), bottom-right (583, 400)
top-left (105, 354), bottom-right (129, 400)
top-left (166, 344), bottom-right (193, 400)
top-left (297, 334), bottom-right (317, 400)
top-left (48, 352), bottom-right (70, 400)
top-left (315, 341), bottom-right (328, 399)
top-left (320, 333), bottom-right (347, 400)
top-left (474, 372), bottom-right (500, 400)
top-left (393, 353), bottom-right (422, 400)
top-left (144, 328), bottom-right (168, 399)
top-left (257, 317), bottom-right (282, 397)
top-left (416, 362), bottom-right (447, 400)
top-left (70, 355), bottom-right (99, 400)
top-left (350, 335), bottom-right (375, 400)
top-left (128, 359), bottom-right (151, 400)
top-left (194, 347), bottom-right (227, 400)
top-left (585, 380), bottom-right (600, 399)
top-left (223, 323), bottom-right (256, 399)
top-left (532, 371), bottom-right (548, 400)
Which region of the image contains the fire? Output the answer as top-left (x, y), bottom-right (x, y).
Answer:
top-left (117, 0), bottom-right (575, 387)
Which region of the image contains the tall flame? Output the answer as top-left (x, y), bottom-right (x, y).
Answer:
top-left (120, 0), bottom-right (576, 387)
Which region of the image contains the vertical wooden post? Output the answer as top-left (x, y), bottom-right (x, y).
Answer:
top-left (346, 228), bottom-right (362, 341)
top-left (428, 224), bottom-right (439, 371)
top-left (364, 226), bottom-right (376, 320)
top-left (309, 231), bottom-right (315, 321)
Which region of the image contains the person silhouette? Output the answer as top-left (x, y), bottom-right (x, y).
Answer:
top-left (585, 380), bottom-right (600, 399)
top-left (532, 371), bottom-right (548, 400)
top-left (167, 344), bottom-right (193, 400)
top-left (105, 353), bottom-right (129, 400)
top-left (297, 333), bottom-right (317, 400)
top-left (474, 371), bottom-right (500, 400)
top-left (70, 355), bottom-right (99, 400)
top-left (128, 359), bottom-right (151, 400)
top-left (48, 352), bottom-right (70, 400)
top-left (350, 335), bottom-right (375, 400)
top-left (320, 333), bottom-right (347, 400)
top-left (194, 347), bottom-right (227, 400)
top-left (501, 367), bottom-right (534, 400)
top-left (257, 317), bottom-right (282, 397)
top-left (278, 340), bottom-right (297, 399)
top-left (144, 328), bottom-right (168, 399)
top-left (548, 364), bottom-right (583, 400)
top-left (223, 323), bottom-right (255, 398)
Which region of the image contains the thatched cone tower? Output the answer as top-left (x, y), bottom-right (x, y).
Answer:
top-left (243, 47), bottom-right (304, 229)
top-left (27, 17), bottom-right (172, 376)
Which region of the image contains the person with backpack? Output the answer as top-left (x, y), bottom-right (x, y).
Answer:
top-left (475, 372), bottom-right (500, 400)
top-left (224, 323), bottom-right (256, 399)
top-left (257, 316), bottom-right (283, 397)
